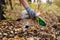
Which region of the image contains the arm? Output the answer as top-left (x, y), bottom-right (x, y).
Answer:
top-left (19, 0), bottom-right (36, 18)
top-left (19, 0), bottom-right (29, 9)
top-left (19, 0), bottom-right (46, 26)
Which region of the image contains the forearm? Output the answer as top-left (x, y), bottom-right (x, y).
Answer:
top-left (19, 0), bottom-right (29, 8)
top-left (19, 0), bottom-right (36, 18)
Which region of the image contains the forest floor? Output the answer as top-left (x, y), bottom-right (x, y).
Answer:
top-left (0, 10), bottom-right (60, 40)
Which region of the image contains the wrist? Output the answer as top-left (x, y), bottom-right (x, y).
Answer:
top-left (26, 6), bottom-right (38, 18)
top-left (25, 6), bottom-right (31, 12)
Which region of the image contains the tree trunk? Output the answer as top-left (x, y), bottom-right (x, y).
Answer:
top-left (9, 0), bottom-right (13, 10)
top-left (0, 0), bottom-right (6, 20)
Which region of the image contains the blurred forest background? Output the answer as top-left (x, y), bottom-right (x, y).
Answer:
top-left (3, 0), bottom-right (60, 20)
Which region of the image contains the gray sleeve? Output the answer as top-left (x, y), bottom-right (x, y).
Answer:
top-left (26, 7), bottom-right (36, 18)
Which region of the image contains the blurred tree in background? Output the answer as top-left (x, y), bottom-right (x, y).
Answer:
top-left (0, 0), bottom-right (6, 20)
top-left (9, 0), bottom-right (13, 10)
top-left (47, 0), bottom-right (53, 4)
top-left (5, 0), bottom-right (13, 10)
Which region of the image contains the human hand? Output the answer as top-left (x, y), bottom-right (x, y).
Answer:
top-left (21, 10), bottom-right (29, 19)
top-left (26, 7), bottom-right (41, 18)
